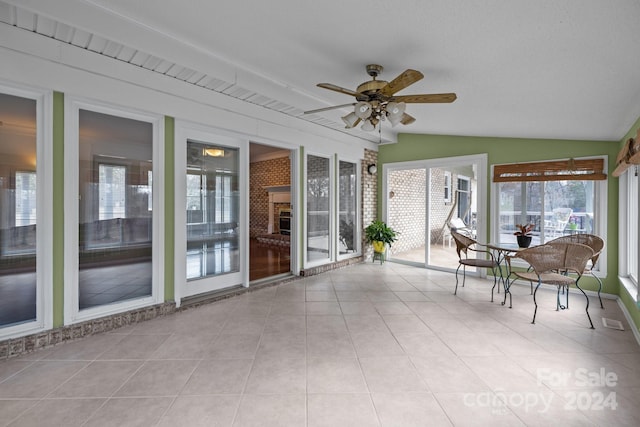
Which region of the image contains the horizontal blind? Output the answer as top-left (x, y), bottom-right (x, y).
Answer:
top-left (493, 158), bottom-right (606, 182)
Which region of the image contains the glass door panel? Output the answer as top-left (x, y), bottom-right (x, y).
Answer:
top-left (0, 93), bottom-right (37, 328)
top-left (387, 168), bottom-right (426, 264)
top-left (306, 155), bottom-right (331, 263)
top-left (338, 160), bottom-right (358, 255)
top-left (186, 141), bottom-right (240, 281)
top-left (78, 109), bottom-right (153, 310)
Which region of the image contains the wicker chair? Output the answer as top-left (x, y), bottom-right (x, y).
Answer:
top-left (547, 234), bottom-right (605, 309)
top-left (450, 230), bottom-right (500, 302)
top-left (507, 242), bottom-right (595, 328)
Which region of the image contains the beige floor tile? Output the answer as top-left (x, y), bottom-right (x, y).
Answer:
top-left (411, 355), bottom-right (490, 393)
top-left (0, 400), bottom-right (38, 426)
top-left (244, 357), bottom-right (305, 394)
top-left (339, 301), bottom-right (379, 315)
top-left (7, 398), bottom-right (105, 427)
top-left (359, 356), bottom-right (428, 393)
top-left (350, 331), bottom-right (405, 358)
top-left (83, 397), bottom-right (173, 427)
top-left (269, 301), bottom-right (306, 315)
top-left (394, 333), bottom-right (456, 358)
top-left (0, 361), bottom-right (88, 398)
top-left (53, 360), bottom-right (143, 398)
top-left (371, 392), bottom-right (452, 427)
top-left (307, 357), bottom-right (368, 393)
top-left (181, 358), bottom-right (253, 395)
top-left (206, 334), bottom-right (261, 359)
top-left (157, 394), bottom-right (241, 427)
top-left (344, 315), bottom-right (389, 334)
top-left (306, 315), bottom-right (348, 335)
top-left (150, 333), bottom-right (217, 360)
top-left (0, 360), bottom-right (32, 382)
top-left (373, 301), bottom-right (413, 315)
top-left (98, 334), bottom-right (170, 360)
top-left (233, 394), bottom-right (306, 427)
top-left (255, 332), bottom-right (306, 359)
top-left (394, 291), bottom-right (430, 301)
top-left (307, 393), bottom-right (380, 427)
top-left (382, 314), bottom-right (432, 334)
top-left (263, 314), bottom-right (306, 334)
top-left (306, 332), bottom-right (357, 358)
top-left (306, 290), bottom-right (337, 301)
top-left (434, 392), bottom-right (525, 426)
top-left (42, 334), bottom-right (124, 361)
top-left (221, 315), bottom-right (267, 335)
top-left (305, 301), bottom-right (342, 315)
top-left (115, 360), bottom-right (198, 396)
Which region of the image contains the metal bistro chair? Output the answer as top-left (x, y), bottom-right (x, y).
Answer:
top-left (547, 234), bottom-right (605, 309)
top-left (507, 242), bottom-right (595, 328)
top-left (450, 230), bottom-right (500, 302)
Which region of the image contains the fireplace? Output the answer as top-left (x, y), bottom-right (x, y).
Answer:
top-left (278, 208), bottom-right (291, 235)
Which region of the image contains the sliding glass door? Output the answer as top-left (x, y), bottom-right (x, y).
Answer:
top-left (384, 155), bottom-right (486, 272)
top-left (175, 124), bottom-right (247, 303)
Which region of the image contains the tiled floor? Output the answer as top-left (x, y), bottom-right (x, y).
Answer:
top-left (1, 262), bottom-right (640, 426)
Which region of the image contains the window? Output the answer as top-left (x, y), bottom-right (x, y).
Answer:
top-left (306, 154), bottom-right (331, 264)
top-left (621, 167), bottom-right (638, 286)
top-left (493, 157), bottom-right (607, 274)
top-left (444, 171), bottom-right (452, 203)
top-left (98, 164), bottom-right (126, 220)
top-left (15, 171), bottom-right (37, 226)
top-left (65, 99), bottom-right (162, 324)
top-left (338, 160), bottom-right (358, 256)
top-left (0, 85), bottom-right (52, 338)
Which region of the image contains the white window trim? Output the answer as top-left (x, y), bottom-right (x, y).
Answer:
top-left (303, 151), bottom-right (335, 268)
top-left (336, 155), bottom-right (361, 261)
top-left (0, 81), bottom-right (53, 340)
top-left (173, 121), bottom-right (248, 306)
top-left (618, 168), bottom-right (639, 302)
top-left (64, 97), bottom-right (164, 325)
top-left (381, 154), bottom-right (488, 271)
top-left (444, 170), bottom-right (452, 203)
top-left (490, 155), bottom-right (608, 279)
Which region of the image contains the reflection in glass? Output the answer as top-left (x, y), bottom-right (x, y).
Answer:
top-left (186, 141), bottom-right (240, 279)
top-left (306, 155), bottom-right (330, 262)
top-left (78, 110), bottom-right (153, 310)
top-left (387, 168), bottom-right (426, 264)
top-left (338, 161), bottom-right (357, 254)
top-left (0, 93), bottom-right (37, 327)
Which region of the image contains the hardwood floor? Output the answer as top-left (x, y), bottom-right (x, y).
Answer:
top-left (249, 237), bottom-right (291, 281)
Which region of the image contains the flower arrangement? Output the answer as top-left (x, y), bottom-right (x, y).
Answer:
top-left (514, 223), bottom-right (534, 236)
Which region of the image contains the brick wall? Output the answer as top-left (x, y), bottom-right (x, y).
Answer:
top-left (361, 149), bottom-right (378, 260)
top-left (387, 168), bottom-right (427, 254)
top-left (249, 156), bottom-right (290, 237)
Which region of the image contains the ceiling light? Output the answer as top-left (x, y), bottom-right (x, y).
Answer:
top-left (204, 148), bottom-right (225, 157)
top-left (354, 101), bottom-right (372, 119)
top-left (341, 112), bottom-right (359, 128)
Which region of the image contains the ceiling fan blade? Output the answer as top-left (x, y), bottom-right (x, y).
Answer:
top-left (379, 69), bottom-right (424, 97)
top-left (317, 83), bottom-right (362, 97)
top-left (304, 103), bottom-right (356, 115)
top-left (400, 113), bottom-right (416, 125)
top-left (391, 93), bottom-right (457, 103)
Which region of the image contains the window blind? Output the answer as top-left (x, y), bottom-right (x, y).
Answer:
top-left (493, 158), bottom-right (606, 182)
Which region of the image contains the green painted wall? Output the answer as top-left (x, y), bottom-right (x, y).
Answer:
top-left (52, 92), bottom-right (64, 328)
top-left (378, 133), bottom-right (620, 296)
top-left (164, 117), bottom-right (175, 302)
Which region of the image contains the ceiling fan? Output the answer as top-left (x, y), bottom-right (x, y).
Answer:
top-left (304, 64), bottom-right (456, 131)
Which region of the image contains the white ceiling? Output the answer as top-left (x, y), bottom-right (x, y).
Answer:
top-left (6, 0), bottom-right (640, 143)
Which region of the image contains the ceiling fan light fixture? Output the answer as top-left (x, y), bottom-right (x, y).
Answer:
top-left (354, 101), bottom-right (372, 119)
top-left (341, 112), bottom-right (359, 128)
top-left (388, 113), bottom-right (402, 127)
top-left (386, 102), bottom-right (406, 118)
top-left (361, 120), bottom-right (375, 131)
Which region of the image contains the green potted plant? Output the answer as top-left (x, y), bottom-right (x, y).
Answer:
top-left (514, 223), bottom-right (534, 248)
top-left (364, 220), bottom-right (398, 256)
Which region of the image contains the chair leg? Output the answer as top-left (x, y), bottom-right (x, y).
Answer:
top-left (501, 272), bottom-right (512, 308)
top-left (575, 280), bottom-right (595, 329)
top-left (593, 274), bottom-right (604, 309)
top-left (454, 264), bottom-right (462, 295)
top-left (557, 286), bottom-right (567, 310)
top-left (490, 268), bottom-right (497, 303)
top-left (532, 280), bottom-right (542, 324)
